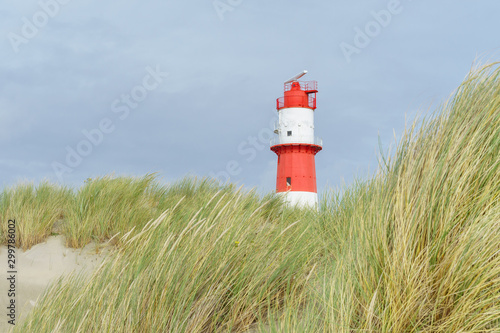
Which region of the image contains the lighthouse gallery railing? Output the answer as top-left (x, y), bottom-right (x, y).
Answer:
top-left (270, 137), bottom-right (323, 147)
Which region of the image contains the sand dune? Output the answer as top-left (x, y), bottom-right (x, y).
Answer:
top-left (0, 236), bottom-right (111, 332)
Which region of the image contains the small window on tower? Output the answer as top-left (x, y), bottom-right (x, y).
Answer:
top-left (287, 131), bottom-right (292, 136)
top-left (286, 177), bottom-right (291, 186)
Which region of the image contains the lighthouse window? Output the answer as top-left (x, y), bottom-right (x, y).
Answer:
top-left (286, 177), bottom-right (291, 186)
top-left (287, 131), bottom-right (292, 136)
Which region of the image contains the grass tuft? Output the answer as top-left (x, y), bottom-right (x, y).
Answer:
top-left (0, 181), bottom-right (71, 250)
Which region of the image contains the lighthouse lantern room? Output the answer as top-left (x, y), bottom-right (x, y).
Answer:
top-left (270, 70), bottom-right (322, 208)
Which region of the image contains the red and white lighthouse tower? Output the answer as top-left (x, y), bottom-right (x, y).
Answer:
top-left (270, 70), bottom-right (322, 208)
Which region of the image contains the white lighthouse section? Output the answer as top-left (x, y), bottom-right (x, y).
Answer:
top-left (276, 107), bottom-right (315, 145)
top-left (280, 191), bottom-right (318, 208)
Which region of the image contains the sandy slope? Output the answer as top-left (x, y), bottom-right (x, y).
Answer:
top-left (0, 236), bottom-right (111, 332)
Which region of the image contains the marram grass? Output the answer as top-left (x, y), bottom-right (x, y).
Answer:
top-left (17, 184), bottom-right (318, 332)
top-left (310, 63), bottom-right (500, 332)
top-left (63, 173), bottom-right (166, 248)
top-left (5, 63), bottom-right (500, 332)
top-left (0, 181), bottom-right (71, 250)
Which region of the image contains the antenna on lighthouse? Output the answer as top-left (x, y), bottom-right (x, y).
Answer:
top-left (284, 70), bottom-right (308, 84)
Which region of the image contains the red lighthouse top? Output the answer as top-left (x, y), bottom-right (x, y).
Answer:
top-left (276, 80), bottom-right (318, 111)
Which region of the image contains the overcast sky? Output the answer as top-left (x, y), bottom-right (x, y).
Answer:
top-left (1, 0), bottom-right (499, 194)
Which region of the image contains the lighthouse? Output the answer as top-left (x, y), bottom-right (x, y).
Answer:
top-left (270, 70), bottom-right (322, 208)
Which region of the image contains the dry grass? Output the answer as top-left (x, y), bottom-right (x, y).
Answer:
top-left (63, 174), bottom-right (165, 247)
top-left (309, 62), bottom-right (500, 332)
top-left (0, 181), bottom-right (71, 250)
top-left (16, 183), bottom-right (316, 332)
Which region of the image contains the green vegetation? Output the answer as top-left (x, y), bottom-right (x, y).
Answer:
top-left (63, 174), bottom-right (165, 248)
top-left (19, 184), bottom-right (317, 332)
top-left (0, 181), bottom-right (71, 250)
top-left (310, 63), bottom-right (500, 332)
top-left (2, 63), bottom-right (499, 331)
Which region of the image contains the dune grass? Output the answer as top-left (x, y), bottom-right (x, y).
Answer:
top-left (0, 181), bottom-right (71, 250)
top-left (17, 184), bottom-right (317, 332)
top-left (302, 63), bottom-right (500, 332)
top-left (6, 63), bottom-right (500, 332)
top-left (62, 174), bottom-right (166, 248)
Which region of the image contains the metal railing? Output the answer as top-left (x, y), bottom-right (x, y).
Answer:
top-left (308, 94), bottom-right (317, 109)
top-left (270, 136), bottom-right (323, 147)
top-left (276, 96), bottom-right (316, 110)
top-left (284, 80), bottom-right (318, 92)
